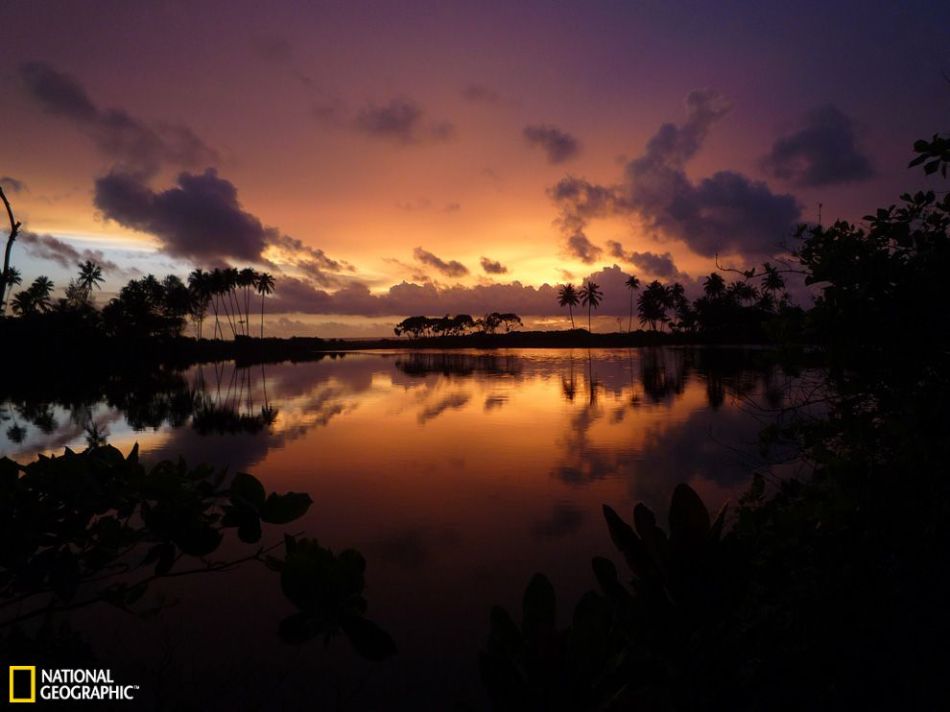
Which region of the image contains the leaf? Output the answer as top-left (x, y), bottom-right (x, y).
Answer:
top-left (230, 472), bottom-right (266, 509)
top-left (603, 505), bottom-right (654, 578)
top-left (277, 611), bottom-right (323, 645)
top-left (260, 492), bottom-right (313, 524)
top-left (341, 615), bottom-right (398, 661)
top-left (522, 573), bottom-right (556, 639)
top-left (668, 483), bottom-right (710, 547)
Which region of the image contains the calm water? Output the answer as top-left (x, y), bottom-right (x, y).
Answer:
top-left (1, 348), bottom-right (811, 710)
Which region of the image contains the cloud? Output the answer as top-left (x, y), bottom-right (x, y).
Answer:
top-left (0, 176), bottom-right (25, 193)
top-left (413, 247), bottom-right (469, 277)
top-left (479, 257), bottom-right (508, 275)
top-left (396, 198), bottom-right (461, 213)
top-left (566, 233), bottom-right (603, 264)
top-left (263, 264), bottom-right (690, 318)
top-left (523, 124), bottom-right (580, 163)
top-left (19, 231), bottom-right (123, 273)
top-left (550, 90), bottom-right (801, 258)
top-left (462, 84), bottom-right (501, 104)
top-left (606, 240), bottom-right (685, 279)
top-left (353, 98), bottom-right (455, 145)
top-left (19, 61), bottom-right (217, 176)
top-left (761, 105), bottom-right (874, 187)
top-left (94, 169), bottom-right (347, 273)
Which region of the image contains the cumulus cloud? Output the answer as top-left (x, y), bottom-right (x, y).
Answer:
top-left (413, 247), bottom-right (469, 277)
top-left (263, 264), bottom-right (689, 318)
top-left (19, 61), bottom-right (217, 176)
top-left (353, 98), bottom-right (455, 145)
top-left (19, 231), bottom-right (123, 273)
top-left (0, 176), bottom-right (26, 193)
top-left (550, 90), bottom-right (801, 258)
top-left (761, 105), bottom-right (874, 187)
top-left (480, 257), bottom-right (508, 275)
top-left (606, 240), bottom-right (685, 279)
top-left (523, 124), bottom-right (580, 163)
top-left (566, 233), bottom-right (603, 264)
top-left (94, 169), bottom-right (347, 276)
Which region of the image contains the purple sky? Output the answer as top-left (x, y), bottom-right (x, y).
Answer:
top-left (1, 0), bottom-right (948, 334)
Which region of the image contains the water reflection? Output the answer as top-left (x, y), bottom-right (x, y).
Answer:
top-left (0, 348), bottom-right (812, 708)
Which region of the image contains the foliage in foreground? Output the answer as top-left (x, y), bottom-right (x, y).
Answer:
top-left (0, 445), bottom-right (395, 662)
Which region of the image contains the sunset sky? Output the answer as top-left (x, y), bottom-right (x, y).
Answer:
top-left (2, 0), bottom-right (948, 335)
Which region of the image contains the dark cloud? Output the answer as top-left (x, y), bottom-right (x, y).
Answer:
top-left (462, 84), bottom-right (501, 104)
top-left (19, 61), bottom-right (217, 176)
top-left (761, 105), bottom-right (874, 187)
top-left (607, 240), bottom-right (685, 279)
top-left (353, 98), bottom-right (455, 145)
top-left (523, 124), bottom-right (580, 163)
top-left (94, 169), bottom-right (347, 272)
top-left (480, 257), bottom-right (508, 275)
top-left (566, 233), bottom-right (603, 264)
top-left (19, 231), bottom-right (123, 273)
top-left (550, 90), bottom-right (801, 258)
top-left (0, 176), bottom-right (25, 193)
top-left (413, 247), bottom-right (469, 277)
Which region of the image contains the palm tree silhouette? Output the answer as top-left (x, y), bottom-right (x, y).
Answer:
top-left (77, 260), bottom-right (104, 302)
top-left (557, 284), bottom-right (579, 329)
top-left (702, 272), bottom-right (726, 299)
top-left (579, 280), bottom-right (603, 333)
top-left (624, 274), bottom-right (640, 332)
top-left (238, 268), bottom-right (258, 337)
top-left (1, 266), bottom-right (21, 315)
top-left (256, 272), bottom-right (275, 339)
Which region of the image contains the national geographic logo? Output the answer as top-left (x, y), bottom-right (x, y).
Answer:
top-left (7, 666), bottom-right (139, 703)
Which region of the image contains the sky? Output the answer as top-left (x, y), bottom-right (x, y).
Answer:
top-left (1, 0), bottom-right (948, 335)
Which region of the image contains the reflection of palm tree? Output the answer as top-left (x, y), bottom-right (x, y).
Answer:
top-left (561, 353), bottom-right (577, 401)
top-left (558, 284), bottom-right (580, 329)
top-left (256, 272), bottom-right (275, 339)
top-left (579, 281), bottom-right (603, 333)
top-left (624, 275), bottom-right (640, 332)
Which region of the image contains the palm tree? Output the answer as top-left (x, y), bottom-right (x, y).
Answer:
top-left (638, 280), bottom-right (670, 331)
top-left (1, 266), bottom-right (21, 315)
top-left (702, 273), bottom-right (726, 299)
top-left (579, 280), bottom-right (603, 333)
top-left (624, 274), bottom-right (640, 332)
top-left (12, 276), bottom-right (54, 316)
top-left (77, 260), bottom-right (105, 297)
top-left (557, 283), bottom-right (579, 329)
top-left (238, 268), bottom-right (258, 337)
top-left (256, 272), bottom-right (275, 339)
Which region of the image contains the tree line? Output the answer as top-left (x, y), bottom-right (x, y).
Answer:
top-left (394, 312), bottom-right (523, 338)
top-left (1, 259), bottom-right (276, 341)
top-left (558, 262), bottom-right (800, 340)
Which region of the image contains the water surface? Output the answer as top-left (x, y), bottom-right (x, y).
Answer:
top-left (1, 348), bottom-right (808, 709)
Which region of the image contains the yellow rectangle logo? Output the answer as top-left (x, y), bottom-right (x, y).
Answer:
top-left (9, 666), bottom-right (36, 704)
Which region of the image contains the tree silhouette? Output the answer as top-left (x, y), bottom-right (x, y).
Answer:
top-left (12, 276), bottom-right (54, 316)
top-left (637, 280), bottom-right (670, 331)
top-left (557, 283), bottom-right (579, 329)
top-left (579, 281), bottom-right (603, 333)
top-left (0, 186), bottom-right (21, 317)
top-left (256, 272), bottom-right (275, 339)
top-left (624, 274), bottom-right (641, 332)
top-left (0, 266), bottom-right (21, 315)
top-left (702, 272), bottom-right (726, 299)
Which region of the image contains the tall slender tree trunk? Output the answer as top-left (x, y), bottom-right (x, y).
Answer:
top-left (0, 187), bottom-right (21, 316)
top-left (628, 293), bottom-right (633, 333)
top-left (260, 294), bottom-right (265, 339)
top-left (569, 305), bottom-right (575, 329)
top-left (588, 305), bottom-right (592, 333)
